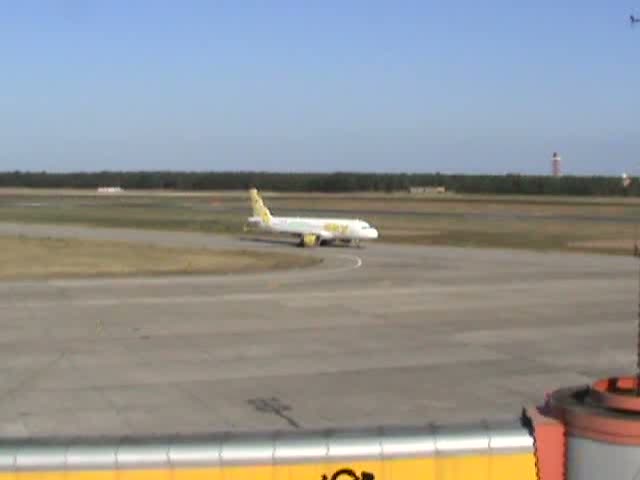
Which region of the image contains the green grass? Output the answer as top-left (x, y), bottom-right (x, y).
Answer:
top-left (0, 197), bottom-right (243, 234)
top-left (1, 190), bottom-right (639, 256)
top-left (384, 229), bottom-right (579, 251)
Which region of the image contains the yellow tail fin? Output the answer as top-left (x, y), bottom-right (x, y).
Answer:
top-left (249, 188), bottom-right (272, 224)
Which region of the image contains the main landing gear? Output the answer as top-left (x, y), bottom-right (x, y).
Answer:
top-left (298, 234), bottom-right (320, 248)
top-left (297, 235), bottom-right (363, 249)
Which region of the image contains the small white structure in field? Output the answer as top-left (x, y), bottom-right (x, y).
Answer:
top-left (97, 186), bottom-right (124, 193)
top-left (408, 186), bottom-right (446, 194)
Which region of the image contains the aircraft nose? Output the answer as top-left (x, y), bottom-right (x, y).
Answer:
top-left (369, 228), bottom-right (379, 239)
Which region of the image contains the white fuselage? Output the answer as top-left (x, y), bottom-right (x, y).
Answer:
top-left (247, 216), bottom-right (379, 241)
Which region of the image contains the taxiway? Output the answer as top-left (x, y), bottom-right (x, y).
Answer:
top-left (0, 223), bottom-right (636, 437)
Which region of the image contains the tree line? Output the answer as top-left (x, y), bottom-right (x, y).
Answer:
top-left (0, 171), bottom-right (637, 196)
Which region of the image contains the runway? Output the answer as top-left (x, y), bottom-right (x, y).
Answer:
top-left (0, 222), bottom-right (637, 438)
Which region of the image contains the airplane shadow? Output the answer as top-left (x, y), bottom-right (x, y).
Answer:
top-left (237, 235), bottom-right (297, 247)
top-left (236, 235), bottom-right (356, 249)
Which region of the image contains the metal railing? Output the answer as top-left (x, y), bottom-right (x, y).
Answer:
top-left (0, 420), bottom-right (533, 472)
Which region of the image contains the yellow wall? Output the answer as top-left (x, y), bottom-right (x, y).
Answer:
top-left (0, 452), bottom-right (536, 480)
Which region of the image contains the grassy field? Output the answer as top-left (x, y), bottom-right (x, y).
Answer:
top-left (0, 235), bottom-right (320, 280)
top-left (1, 188), bottom-right (639, 256)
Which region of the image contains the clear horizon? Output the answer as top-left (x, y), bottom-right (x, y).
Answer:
top-left (1, 168), bottom-right (632, 178)
top-left (2, 2), bottom-right (639, 176)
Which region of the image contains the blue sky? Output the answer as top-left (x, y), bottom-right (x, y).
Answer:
top-left (1, 1), bottom-right (639, 174)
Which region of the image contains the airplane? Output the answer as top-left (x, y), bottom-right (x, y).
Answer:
top-left (244, 188), bottom-right (379, 247)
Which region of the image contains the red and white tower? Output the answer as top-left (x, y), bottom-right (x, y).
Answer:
top-left (552, 152), bottom-right (561, 177)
